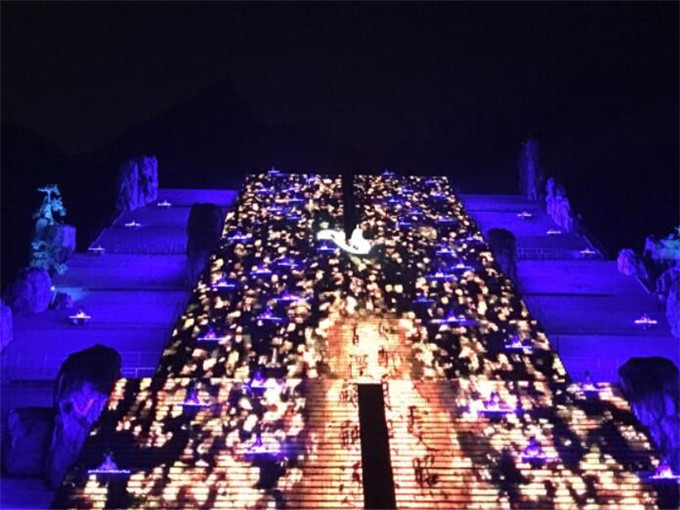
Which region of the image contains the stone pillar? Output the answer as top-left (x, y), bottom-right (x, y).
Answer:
top-left (518, 138), bottom-right (542, 202)
top-left (186, 203), bottom-right (224, 285)
top-left (115, 156), bottom-right (159, 212)
top-left (619, 357), bottom-right (680, 472)
top-left (485, 228), bottom-right (517, 282)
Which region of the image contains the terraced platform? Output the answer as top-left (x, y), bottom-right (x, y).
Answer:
top-left (0, 189), bottom-right (236, 509)
top-left (460, 194), bottom-right (678, 382)
top-left (46, 173), bottom-right (679, 508)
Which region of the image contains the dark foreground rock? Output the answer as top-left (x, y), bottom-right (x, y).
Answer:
top-left (46, 344), bottom-right (121, 488)
top-left (186, 203), bottom-right (224, 285)
top-left (2, 407), bottom-right (55, 476)
top-left (485, 228), bottom-right (517, 283)
top-left (2, 267), bottom-right (52, 314)
top-left (1, 299), bottom-right (12, 351)
top-left (619, 357), bottom-right (680, 472)
top-left (115, 156), bottom-right (159, 212)
top-left (666, 268), bottom-right (680, 338)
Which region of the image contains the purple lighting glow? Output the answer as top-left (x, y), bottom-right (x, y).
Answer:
top-left (276, 291), bottom-right (306, 305)
top-left (88, 453), bottom-right (131, 476)
top-left (317, 240), bottom-right (336, 253)
top-left (275, 257), bottom-right (302, 270)
top-left (412, 295), bottom-right (436, 306)
top-left (426, 271), bottom-right (457, 282)
top-left (87, 244), bottom-right (106, 255)
top-left (226, 231), bottom-right (252, 242)
top-left (254, 306), bottom-right (285, 323)
top-left (430, 313), bottom-right (478, 327)
top-left (251, 265), bottom-right (273, 276)
top-left (68, 309), bottom-right (91, 325)
top-left (504, 335), bottom-right (533, 353)
top-left (634, 314), bottom-right (658, 328)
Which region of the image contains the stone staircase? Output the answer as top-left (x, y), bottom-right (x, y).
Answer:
top-left (385, 380), bottom-right (671, 508)
top-left (327, 317), bottom-right (412, 381)
top-left (49, 175), bottom-right (678, 509)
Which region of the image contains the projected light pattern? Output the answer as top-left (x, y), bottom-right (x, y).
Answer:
top-left (385, 380), bottom-right (661, 508)
top-left (56, 172), bottom-right (676, 509)
top-left (55, 378), bottom-right (364, 509)
top-left (157, 172), bottom-right (346, 380)
top-left (350, 174), bottom-right (673, 507)
top-left (352, 174), bottom-right (566, 382)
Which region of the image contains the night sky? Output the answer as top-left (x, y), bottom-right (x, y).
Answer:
top-left (3, 2), bottom-right (676, 154)
top-left (1, 2), bottom-right (678, 265)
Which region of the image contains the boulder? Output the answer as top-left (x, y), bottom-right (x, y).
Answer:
top-left (666, 270), bottom-right (680, 338)
top-left (46, 344), bottom-right (121, 488)
top-left (617, 249), bottom-right (639, 277)
top-left (2, 407), bottom-right (54, 476)
top-left (115, 156), bottom-right (159, 212)
top-left (186, 203), bottom-right (224, 285)
top-left (485, 228), bottom-right (517, 282)
top-left (49, 291), bottom-right (73, 310)
top-left (518, 139), bottom-right (542, 202)
top-left (1, 299), bottom-right (12, 351)
top-left (2, 267), bottom-right (52, 314)
top-left (619, 357), bottom-right (680, 472)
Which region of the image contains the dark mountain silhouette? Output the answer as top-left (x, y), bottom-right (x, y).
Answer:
top-left (1, 80), bottom-right (362, 288)
top-left (96, 80), bottom-right (258, 189)
top-left (2, 79), bottom-right (677, 289)
top-left (539, 99), bottom-right (679, 252)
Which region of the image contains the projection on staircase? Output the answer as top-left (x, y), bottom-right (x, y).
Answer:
top-left (55, 172), bottom-right (677, 509)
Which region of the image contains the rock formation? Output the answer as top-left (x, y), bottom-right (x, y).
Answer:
top-left (619, 357), bottom-right (680, 472)
top-left (485, 228), bottom-right (517, 283)
top-left (2, 267), bottom-right (53, 314)
top-left (1, 299), bottom-right (12, 351)
top-left (617, 248), bottom-right (644, 277)
top-left (115, 156), bottom-right (159, 212)
top-left (2, 407), bottom-right (54, 476)
top-left (30, 184), bottom-right (76, 276)
top-left (640, 229), bottom-right (679, 336)
top-left (665, 269), bottom-right (680, 338)
top-left (186, 203), bottom-right (224, 285)
top-left (545, 177), bottom-right (578, 233)
top-left (518, 138), bottom-right (542, 202)
top-left (46, 344), bottom-right (121, 488)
